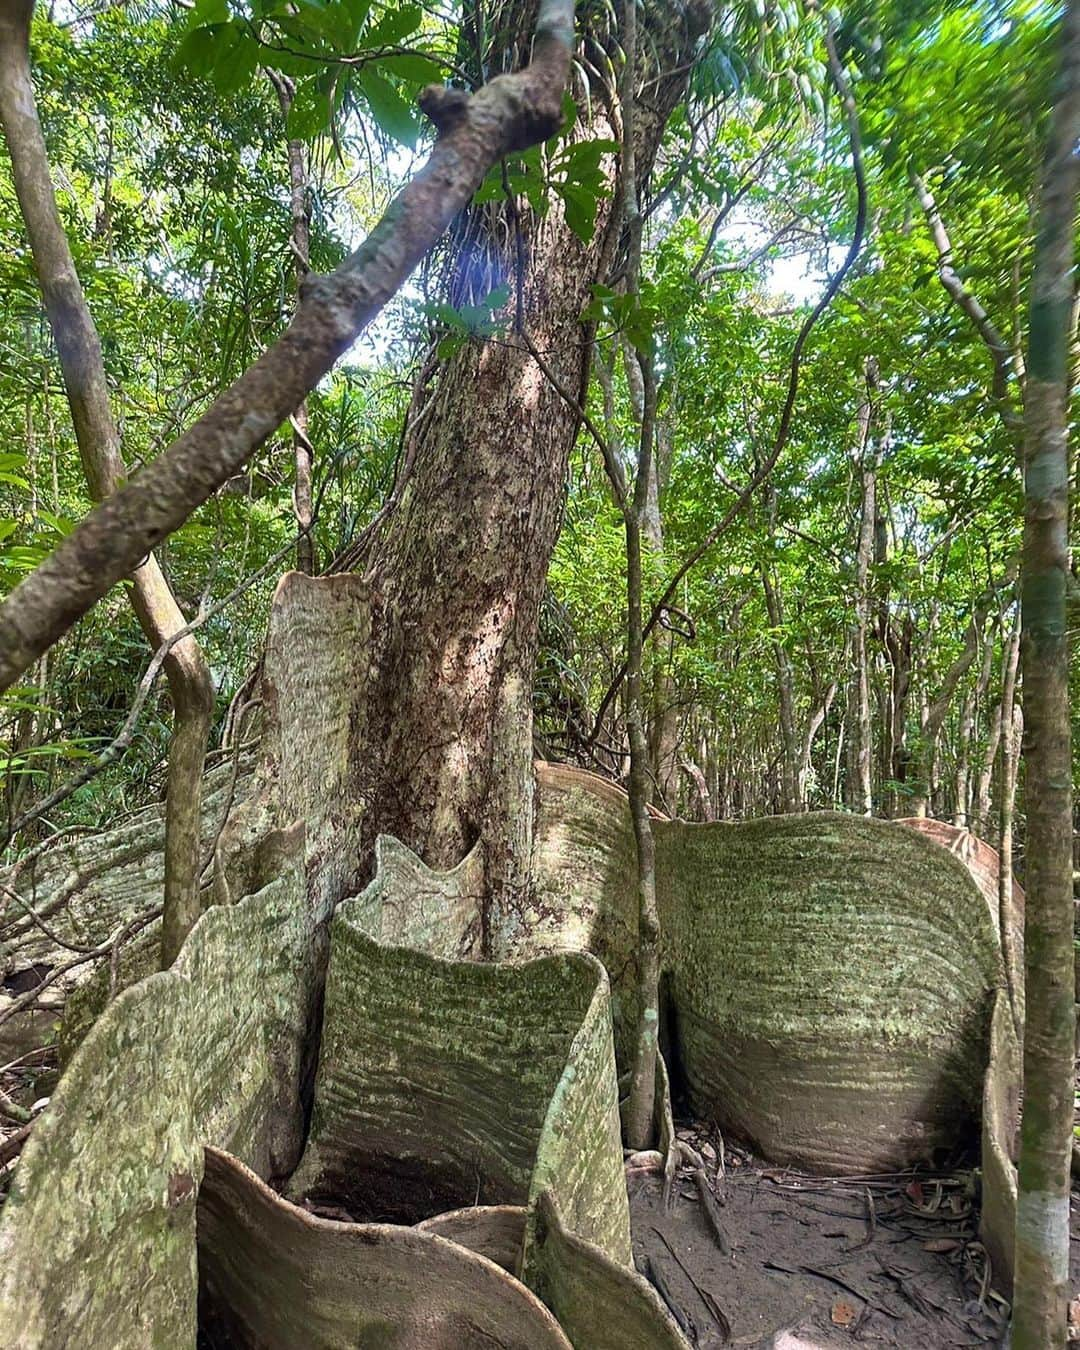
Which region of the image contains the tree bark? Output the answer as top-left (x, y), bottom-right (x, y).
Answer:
top-left (952, 618), bottom-right (994, 828)
top-left (644, 387), bottom-right (679, 813)
top-left (998, 616), bottom-right (1022, 1033)
top-left (847, 357), bottom-right (878, 815)
top-left (0, 0), bottom-right (215, 967)
top-left (269, 70), bottom-right (317, 577)
top-left (907, 575), bottom-right (1009, 818)
top-left (760, 559), bottom-right (800, 812)
top-left (797, 678), bottom-right (838, 811)
top-left (681, 756), bottom-right (715, 821)
top-left (970, 654), bottom-right (1006, 841)
top-left (610, 0), bottom-right (662, 1151)
top-left (1011, 3), bottom-right (1080, 1341)
top-left (352, 0), bottom-right (710, 937)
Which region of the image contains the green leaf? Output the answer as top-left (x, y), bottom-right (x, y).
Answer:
top-left (359, 67), bottom-right (418, 146)
top-left (364, 3), bottom-right (422, 46)
top-left (379, 52), bottom-right (443, 85)
top-left (174, 25), bottom-right (220, 75)
top-left (287, 80), bottom-right (332, 138)
top-left (191, 0), bottom-right (229, 25)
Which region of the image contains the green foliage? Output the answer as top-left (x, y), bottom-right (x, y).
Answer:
top-left (0, 0), bottom-right (1071, 851)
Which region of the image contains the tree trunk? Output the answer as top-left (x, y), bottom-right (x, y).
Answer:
top-left (847, 357), bottom-right (879, 815)
top-left (953, 619), bottom-right (995, 828)
top-left (907, 576), bottom-right (1008, 818)
top-left (998, 616), bottom-right (1022, 1031)
top-left (681, 756), bottom-right (715, 821)
top-left (797, 678), bottom-right (838, 812)
top-left (0, 0), bottom-right (215, 968)
top-left (760, 562), bottom-right (799, 812)
top-left (644, 397), bottom-right (679, 813)
top-left (1011, 3), bottom-right (1080, 1340)
top-left (971, 662), bottom-right (1006, 842)
top-left (353, 0), bottom-right (710, 942)
top-left (270, 71), bottom-right (317, 577)
top-left (0, 0), bottom-right (579, 692)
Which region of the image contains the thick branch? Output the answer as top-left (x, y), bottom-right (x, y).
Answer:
top-left (0, 0), bottom-right (575, 693)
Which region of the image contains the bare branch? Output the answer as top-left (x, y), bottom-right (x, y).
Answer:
top-left (587, 14), bottom-right (869, 748)
top-left (909, 169), bottom-right (1024, 444)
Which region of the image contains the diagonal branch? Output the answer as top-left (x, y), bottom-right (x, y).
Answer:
top-left (0, 0), bottom-right (576, 694)
top-left (909, 168), bottom-right (1024, 445)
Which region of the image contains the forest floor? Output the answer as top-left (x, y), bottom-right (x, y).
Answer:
top-left (4, 1050), bottom-right (1080, 1348)
top-left (629, 1119), bottom-right (1079, 1348)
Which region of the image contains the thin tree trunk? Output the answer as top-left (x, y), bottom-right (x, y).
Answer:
top-left (797, 679), bottom-right (838, 811)
top-left (611, 0), bottom-right (660, 1150)
top-left (680, 757), bottom-right (714, 821)
top-left (831, 711), bottom-right (846, 809)
top-left (270, 71), bottom-right (316, 576)
top-left (971, 680), bottom-right (1004, 841)
top-left (847, 357), bottom-right (878, 814)
top-left (1011, 3), bottom-right (1080, 1340)
top-left (908, 576), bottom-right (1009, 817)
top-left (0, 0), bottom-right (215, 967)
top-left (999, 616), bottom-right (1022, 1032)
top-left (953, 620), bottom-right (994, 828)
top-left (644, 395), bottom-right (679, 811)
top-left (760, 560), bottom-right (799, 812)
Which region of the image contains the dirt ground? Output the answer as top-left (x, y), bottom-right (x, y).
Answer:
top-left (629, 1119), bottom-right (1080, 1348)
top-left (5, 1049), bottom-right (1080, 1349)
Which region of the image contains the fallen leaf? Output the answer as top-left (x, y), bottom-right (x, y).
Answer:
top-left (923, 1238), bottom-right (962, 1254)
top-left (830, 1298), bottom-right (857, 1328)
top-left (905, 1181), bottom-right (925, 1205)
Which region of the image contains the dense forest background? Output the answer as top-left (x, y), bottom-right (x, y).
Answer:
top-left (0, 0), bottom-right (1074, 887)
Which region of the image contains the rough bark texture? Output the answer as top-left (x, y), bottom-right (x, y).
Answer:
top-left (529, 767), bottom-right (1003, 1173)
top-left (0, 753), bottom-right (252, 1062)
top-left (997, 620), bottom-right (1023, 1030)
top-left (0, 0), bottom-right (214, 967)
top-left (415, 1204), bottom-right (527, 1273)
top-left (288, 921), bottom-right (630, 1266)
top-left (1, 743), bottom-right (701, 1346)
top-left (354, 0), bottom-right (711, 940)
top-left (1012, 2), bottom-right (1080, 1340)
top-left (0, 695), bottom-right (1012, 1346)
top-left (0, 0), bottom-right (577, 692)
top-left (658, 812), bottom-right (1001, 1172)
top-left (528, 1191), bottom-right (689, 1350)
top-left (895, 818), bottom-right (1026, 1295)
top-left (0, 857), bottom-right (317, 1346)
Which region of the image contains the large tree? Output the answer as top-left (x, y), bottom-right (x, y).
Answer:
top-left (350, 0), bottom-right (712, 941)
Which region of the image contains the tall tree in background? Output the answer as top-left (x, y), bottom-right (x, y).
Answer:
top-left (1011, 0), bottom-right (1080, 1342)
